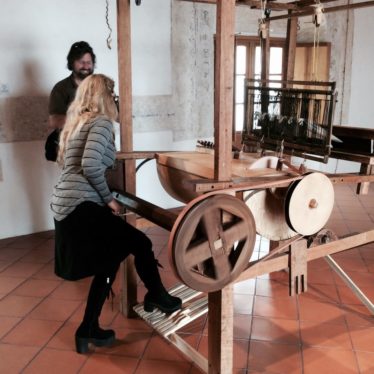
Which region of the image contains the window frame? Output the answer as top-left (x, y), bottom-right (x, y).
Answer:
top-left (233, 36), bottom-right (286, 144)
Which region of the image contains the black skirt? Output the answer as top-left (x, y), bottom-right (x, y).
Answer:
top-left (54, 201), bottom-right (149, 280)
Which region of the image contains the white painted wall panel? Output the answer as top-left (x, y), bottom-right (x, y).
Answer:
top-left (347, 7), bottom-right (374, 128)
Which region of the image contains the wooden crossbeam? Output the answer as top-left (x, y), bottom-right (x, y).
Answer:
top-left (190, 174), bottom-right (303, 193)
top-left (237, 0), bottom-right (298, 10)
top-left (177, 0), bottom-right (298, 10)
top-left (112, 190), bottom-right (177, 231)
top-left (290, 0), bottom-right (349, 8)
top-left (178, 0), bottom-right (216, 4)
top-left (236, 229), bottom-right (374, 283)
top-left (268, 0), bottom-right (374, 21)
top-left (116, 151), bottom-right (176, 160)
top-left (178, 0), bottom-right (374, 19)
top-left (333, 125), bottom-right (374, 140)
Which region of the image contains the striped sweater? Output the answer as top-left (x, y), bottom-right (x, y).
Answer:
top-left (51, 117), bottom-right (116, 221)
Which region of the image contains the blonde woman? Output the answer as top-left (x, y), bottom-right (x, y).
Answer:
top-left (51, 74), bottom-right (181, 354)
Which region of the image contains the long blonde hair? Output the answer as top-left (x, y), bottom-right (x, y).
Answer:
top-left (57, 74), bottom-right (118, 164)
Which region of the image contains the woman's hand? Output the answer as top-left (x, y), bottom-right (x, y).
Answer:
top-left (107, 199), bottom-right (123, 216)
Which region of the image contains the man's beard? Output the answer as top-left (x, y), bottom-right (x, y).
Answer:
top-left (74, 68), bottom-right (93, 80)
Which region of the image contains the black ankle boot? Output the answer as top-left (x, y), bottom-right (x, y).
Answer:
top-left (75, 272), bottom-right (118, 354)
top-left (75, 321), bottom-right (115, 354)
top-left (143, 288), bottom-right (182, 314)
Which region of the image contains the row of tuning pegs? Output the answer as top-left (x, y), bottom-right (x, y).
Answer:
top-left (197, 140), bottom-right (241, 153)
top-left (197, 140), bottom-right (214, 149)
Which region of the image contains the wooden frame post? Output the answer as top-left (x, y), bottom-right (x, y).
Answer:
top-left (260, 19), bottom-right (270, 116)
top-left (283, 12), bottom-right (298, 82)
top-left (357, 163), bottom-right (373, 194)
top-left (117, 0), bottom-right (138, 317)
top-left (214, 0), bottom-right (235, 182)
top-left (210, 0), bottom-right (236, 373)
top-left (208, 285), bottom-right (234, 374)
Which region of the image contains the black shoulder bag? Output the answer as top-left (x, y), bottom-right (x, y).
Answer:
top-left (45, 129), bottom-right (61, 162)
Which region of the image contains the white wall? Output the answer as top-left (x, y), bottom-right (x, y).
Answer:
top-left (0, 141), bottom-right (59, 239)
top-left (326, 7), bottom-right (374, 174)
top-left (132, 1), bottom-right (172, 96)
top-left (0, 0), bottom-right (171, 97)
top-left (347, 8), bottom-right (374, 127)
top-left (0, 0), bottom-right (116, 96)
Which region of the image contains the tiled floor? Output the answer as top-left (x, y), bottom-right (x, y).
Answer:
top-left (0, 183), bottom-right (374, 373)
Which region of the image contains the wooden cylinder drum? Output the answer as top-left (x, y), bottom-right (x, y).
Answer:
top-left (285, 172), bottom-right (335, 236)
top-left (243, 156), bottom-right (297, 240)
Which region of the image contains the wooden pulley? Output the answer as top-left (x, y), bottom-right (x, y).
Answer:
top-left (244, 189), bottom-right (298, 241)
top-left (244, 155), bottom-right (297, 241)
top-left (168, 194), bottom-right (256, 292)
top-left (248, 155), bottom-right (290, 200)
top-left (285, 172), bottom-right (334, 236)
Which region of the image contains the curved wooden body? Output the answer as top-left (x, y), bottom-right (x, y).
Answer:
top-left (156, 151), bottom-right (285, 203)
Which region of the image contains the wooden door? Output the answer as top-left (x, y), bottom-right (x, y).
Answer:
top-left (294, 42), bottom-right (331, 82)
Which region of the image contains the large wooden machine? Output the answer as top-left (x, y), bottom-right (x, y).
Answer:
top-left (112, 1), bottom-right (374, 373)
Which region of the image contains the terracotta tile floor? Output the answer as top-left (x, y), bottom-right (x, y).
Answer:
top-left (0, 184), bottom-right (373, 373)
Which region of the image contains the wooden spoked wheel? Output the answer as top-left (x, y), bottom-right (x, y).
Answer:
top-left (285, 172), bottom-right (335, 236)
top-left (169, 194), bottom-right (256, 292)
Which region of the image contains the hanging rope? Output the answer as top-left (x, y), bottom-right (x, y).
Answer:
top-left (105, 0), bottom-right (113, 50)
top-left (258, 0), bottom-right (268, 39)
top-left (312, 3), bottom-right (323, 80)
top-left (312, 24), bottom-right (319, 80)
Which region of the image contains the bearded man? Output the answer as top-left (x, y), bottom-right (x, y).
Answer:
top-left (48, 41), bottom-right (96, 129)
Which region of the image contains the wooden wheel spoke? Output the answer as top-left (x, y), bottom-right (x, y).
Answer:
top-left (201, 207), bottom-right (222, 243)
top-left (222, 220), bottom-right (249, 248)
top-left (201, 207), bottom-right (234, 280)
top-left (184, 240), bottom-right (213, 268)
top-left (211, 250), bottom-right (231, 280)
top-left (181, 214), bottom-right (203, 249)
